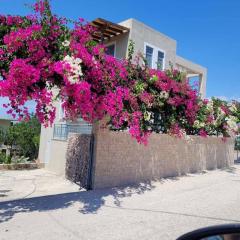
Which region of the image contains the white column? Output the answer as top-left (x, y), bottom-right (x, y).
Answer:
top-left (199, 73), bottom-right (207, 99)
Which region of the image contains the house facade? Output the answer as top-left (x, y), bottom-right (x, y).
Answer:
top-left (95, 18), bottom-right (207, 98)
top-left (38, 18), bottom-right (208, 175)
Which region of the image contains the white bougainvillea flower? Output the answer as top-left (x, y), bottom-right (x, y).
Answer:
top-left (206, 101), bottom-right (214, 111)
top-left (62, 40), bottom-right (70, 47)
top-left (144, 111), bottom-right (151, 121)
top-left (226, 116), bottom-right (238, 132)
top-left (228, 103), bottom-right (237, 113)
top-left (63, 55), bottom-right (83, 84)
top-left (193, 120), bottom-right (205, 129)
top-left (159, 91), bottom-right (169, 99)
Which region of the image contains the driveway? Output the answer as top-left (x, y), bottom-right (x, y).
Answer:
top-left (1, 166), bottom-right (240, 240)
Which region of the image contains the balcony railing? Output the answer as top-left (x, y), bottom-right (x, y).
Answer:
top-left (53, 122), bottom-right (92, 140)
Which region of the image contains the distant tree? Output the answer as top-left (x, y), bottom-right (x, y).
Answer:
top-left (5, 115), bottom-right (41, 160)
top-left (233, 101), bottom-right (240, 151)
top-left (235, 136), bottom-right (240, 151)
top-left (236, 102), bottom-right (240, 124)
top-left (0, 127), bottom-right (6, 144)
top-left (233, 100), bottom-right (240, 134)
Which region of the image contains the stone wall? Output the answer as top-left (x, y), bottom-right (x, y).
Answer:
top-left (91, 129), bottom-right (235, 189)
top-left (65, 133), bottom-right (93, 189)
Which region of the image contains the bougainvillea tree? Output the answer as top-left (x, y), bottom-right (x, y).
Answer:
top-left (0, 0), bottom-right (239, 144)
top-left (193, 98), bottom-right (239, 138)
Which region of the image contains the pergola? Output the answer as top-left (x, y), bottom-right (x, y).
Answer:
top-left (90, 18), bottom-right (129, 43)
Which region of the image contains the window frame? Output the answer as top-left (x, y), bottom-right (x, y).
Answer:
top-left (144, 42), bottom-right (166, 70)
top-left (145, 45), bottom-right (154, 68)
top-left (156, 49), bottom-right (165, 70)
top-left (105, 41), bottom-right (116, 57)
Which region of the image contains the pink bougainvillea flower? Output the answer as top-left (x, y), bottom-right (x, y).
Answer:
top-left (199, 129), bottom-right (208, 138)
top-left (0, 0), bottom-right (238, 144)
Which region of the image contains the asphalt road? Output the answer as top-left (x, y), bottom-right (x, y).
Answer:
top-left (1, 166), bottom-right (240, 240)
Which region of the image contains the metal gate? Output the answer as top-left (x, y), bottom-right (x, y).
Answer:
top-left (65, 133), bottom-right (94, 190)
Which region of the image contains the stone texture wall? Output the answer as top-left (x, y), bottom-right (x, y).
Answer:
top-left (92, 129), bottom-right (235, 189)
top-left (65, 133), bottom-right (93, 189)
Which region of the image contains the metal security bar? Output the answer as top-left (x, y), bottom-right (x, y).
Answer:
top-left (53, 122), bottom-right (92, 140)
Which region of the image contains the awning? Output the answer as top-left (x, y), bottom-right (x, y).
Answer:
top-left (90, 18), bottom-right (129, 42)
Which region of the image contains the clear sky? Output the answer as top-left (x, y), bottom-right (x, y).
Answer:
top-left (0, 0), bottom-right (240, 117)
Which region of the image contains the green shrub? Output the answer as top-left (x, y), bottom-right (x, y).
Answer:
top-left (235, 136), bottom-right (240, 151)
top-left (11, 156), bottom-right (29, 164)
top-left (0, 152), bottom-right (11, 164)
top-left (4, 115), bottom-right (41, 161)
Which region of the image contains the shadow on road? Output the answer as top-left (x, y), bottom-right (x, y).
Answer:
top-left (1, 167), bottom-right (238, 224)
top-left (0, 181), bottom-right (155, 223)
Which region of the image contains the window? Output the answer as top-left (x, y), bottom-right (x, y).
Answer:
top-left (106, 44), bottom-right (115, 57)
top-left (157, 51), bottom-right (164, 70)
top-left (188, 76), bottom-right (200, 91)
top-left (144, 43), bottom-right (165, 70)
top-left (145, 45), bottom-right (153, 68)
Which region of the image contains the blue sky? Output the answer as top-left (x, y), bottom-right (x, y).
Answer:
top-left (0, 0), bottom-right (240, 117)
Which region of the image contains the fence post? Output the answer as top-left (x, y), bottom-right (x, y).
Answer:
top-left (86, 134), bottom-right (94, 190)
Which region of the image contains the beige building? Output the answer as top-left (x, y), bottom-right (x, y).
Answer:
top-left (38, 18), bottom-right (208, 175)
top-left (92, 18), bottom-right (207, 98)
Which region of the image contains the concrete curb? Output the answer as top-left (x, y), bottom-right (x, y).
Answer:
top-left (0, 162), bottom-right (44, 170)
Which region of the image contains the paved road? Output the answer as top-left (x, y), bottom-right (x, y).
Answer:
top-left (1, 166), bottom-right (240, 240)
top-left (0, 169), bottom-right (80, 202)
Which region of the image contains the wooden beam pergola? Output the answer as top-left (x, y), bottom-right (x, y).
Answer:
top-left (90, 18), bottom-right (129, 42)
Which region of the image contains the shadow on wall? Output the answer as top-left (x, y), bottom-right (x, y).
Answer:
top-left (0, 180), bottom-right (156, 223)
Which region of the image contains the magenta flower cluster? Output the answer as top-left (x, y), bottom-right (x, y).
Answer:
top-left (0, 0), bottom-right (238, 144)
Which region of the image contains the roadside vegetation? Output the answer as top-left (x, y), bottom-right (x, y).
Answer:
top-left (0, 115), bottom-right (41, 164)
